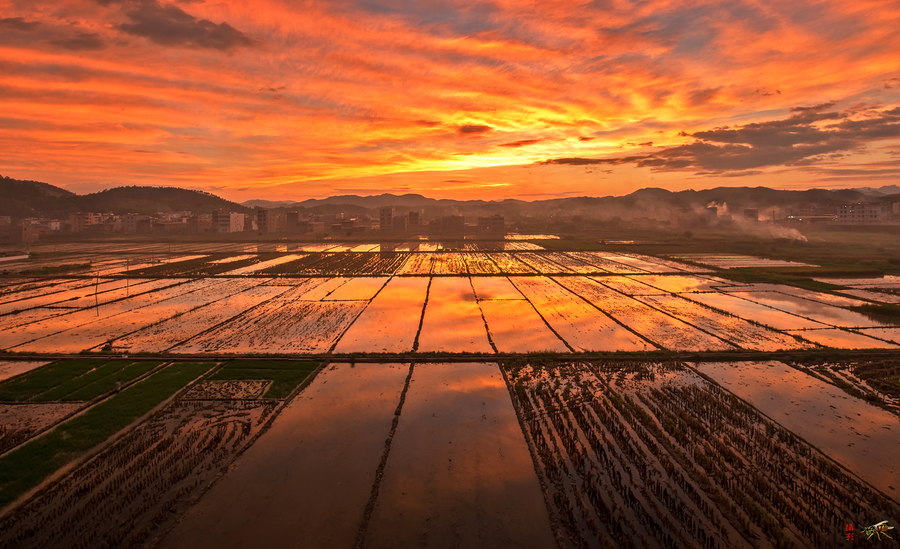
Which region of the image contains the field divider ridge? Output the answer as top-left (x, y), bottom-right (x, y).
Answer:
top-left (354, 362), bottom-right (415, 549)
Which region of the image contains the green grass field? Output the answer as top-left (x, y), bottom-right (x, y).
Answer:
top-left (0, 359), bottom-right (164, 403)
top-left (0, 361), bottom-right (213, 508)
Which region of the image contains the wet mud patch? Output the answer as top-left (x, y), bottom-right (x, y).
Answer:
top-left (0, 402), bottom-right (83, 454)
top-left (181, 380), bottom-right (271, 400)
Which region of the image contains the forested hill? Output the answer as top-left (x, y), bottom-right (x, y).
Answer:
top-left (0, 177), bottom-right (250, 217)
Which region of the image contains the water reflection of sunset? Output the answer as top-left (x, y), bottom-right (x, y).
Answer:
top-left (697, 361), bottom-right (900, 492)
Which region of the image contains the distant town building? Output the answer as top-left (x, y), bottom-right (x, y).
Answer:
top-left (836, 203), bottom-right (891, 225)
top-left (441, 215), bottom-right (465, 233)
top-left (379, 207), bottom-right (393, 232)
top-left (477, 214), bottom-right (505, 233)
top-left (69, 212), bottom-right (100, 232)
top-left (392, 215), bottom-right (408, 232)
top-left (0, 223), bottom-right (39, 243)
top-left (286, 212), bottom-right (309, 233)
top-left (407, 210), bottom-right (420, 228)
top-left (188, 214), bottom-right (213, 232)
top-left (212, 209), bottom-right (244, 233)
top-left (257, 208), bottom-right (272, 233)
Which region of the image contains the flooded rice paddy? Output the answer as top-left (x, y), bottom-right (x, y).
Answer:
top-left (1, 358), bottom-right (897, 548)
top-left (2, 246), bottom-right (900, 548)
top-left (0, 249), bottom-right (898, 354)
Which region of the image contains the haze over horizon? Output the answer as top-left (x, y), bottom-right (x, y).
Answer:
top-left (2, 0), bottom-right (899, 202)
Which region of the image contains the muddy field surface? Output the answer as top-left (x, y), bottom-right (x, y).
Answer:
top-left (158, 363), bottom-right (410, 549)
top-left (173, 300), bottom-right (366, 353)
top-left (114, 284), bottom-right (292, 352)
top-left (0, 396), bottom-right (278, 549)
top-left (361, 362), bottom-right (556, 549)
top-left (181, 380), bottom-right (271, 400)
top-left (505, 361), bottom-right (900, 549)
top-left (12, 279), bottom-right (239, 353)
top-left (0, 402), bottom-right (83, 455)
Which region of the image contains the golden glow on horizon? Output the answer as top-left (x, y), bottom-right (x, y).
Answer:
top-left (0, 0), bottom-right (899, 200)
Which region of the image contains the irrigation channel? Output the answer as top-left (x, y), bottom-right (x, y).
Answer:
top-left (0, 352), bottom-right (899, 548)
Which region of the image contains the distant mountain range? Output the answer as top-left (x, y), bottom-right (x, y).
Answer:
top-left (1, 175), bottom-right (898, 219)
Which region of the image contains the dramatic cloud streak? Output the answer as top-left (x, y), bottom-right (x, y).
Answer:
top-left (541, 104), bottom-right (900, 175)
top-left (0, 0), bottom-right (898, 200)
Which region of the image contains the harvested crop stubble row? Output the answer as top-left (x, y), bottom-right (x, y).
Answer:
top-left (0, 278), bottom-right (194, 349)
top-left (728, 291), bottom-right (893, 328)
top-left (601, 253), bottom-right (678, 272)
top-left (222, 254), bottom-right (306, 275)
top-left (11, 278), bottom-right (250, 353)
top-left (0, 398), bottom-right (278, 549)
top-left (629, 274), bottom-right (742, 293)
top-left (515, 252), bottom-right (573, 274)
top-left (0, 278), bottom-right (153, 314)
top-left (595, 275), bottom-right (668, 296)
top-left (565, 252), bottom-right (633, 273)
top-left (0, 361), bottom-right (215, 509)
top-left (461, 252), bottom-right (502, 274)
top-left (173, 300), bottom-right (367, 354)
top-left (685, 292), bottom-right (827, 331)
top-left (505, 361), bottom-right (900, 549)
top-left (395, 253), bottom-right (433, 275)
top-left (696, 361), bottom-right (900, 490)
top-left (786, 328), bottom-right (897, 349)
top-left (115, 283), bottom-right (294, 352)
top-left (543, 251), bottom-right (603, 273)
top-left (430, 252), bottom-right (469, 275)
top-left (0, 278), bottom-right (119, 311)
top-left (489, 253), bottom-right (536, 274)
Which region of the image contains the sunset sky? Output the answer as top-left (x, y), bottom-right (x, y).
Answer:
top-left (1, 0), bottom-right (899, 201)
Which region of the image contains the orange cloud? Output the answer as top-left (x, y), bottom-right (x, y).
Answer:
top-left (0, 0), bottom-right (898, 200)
